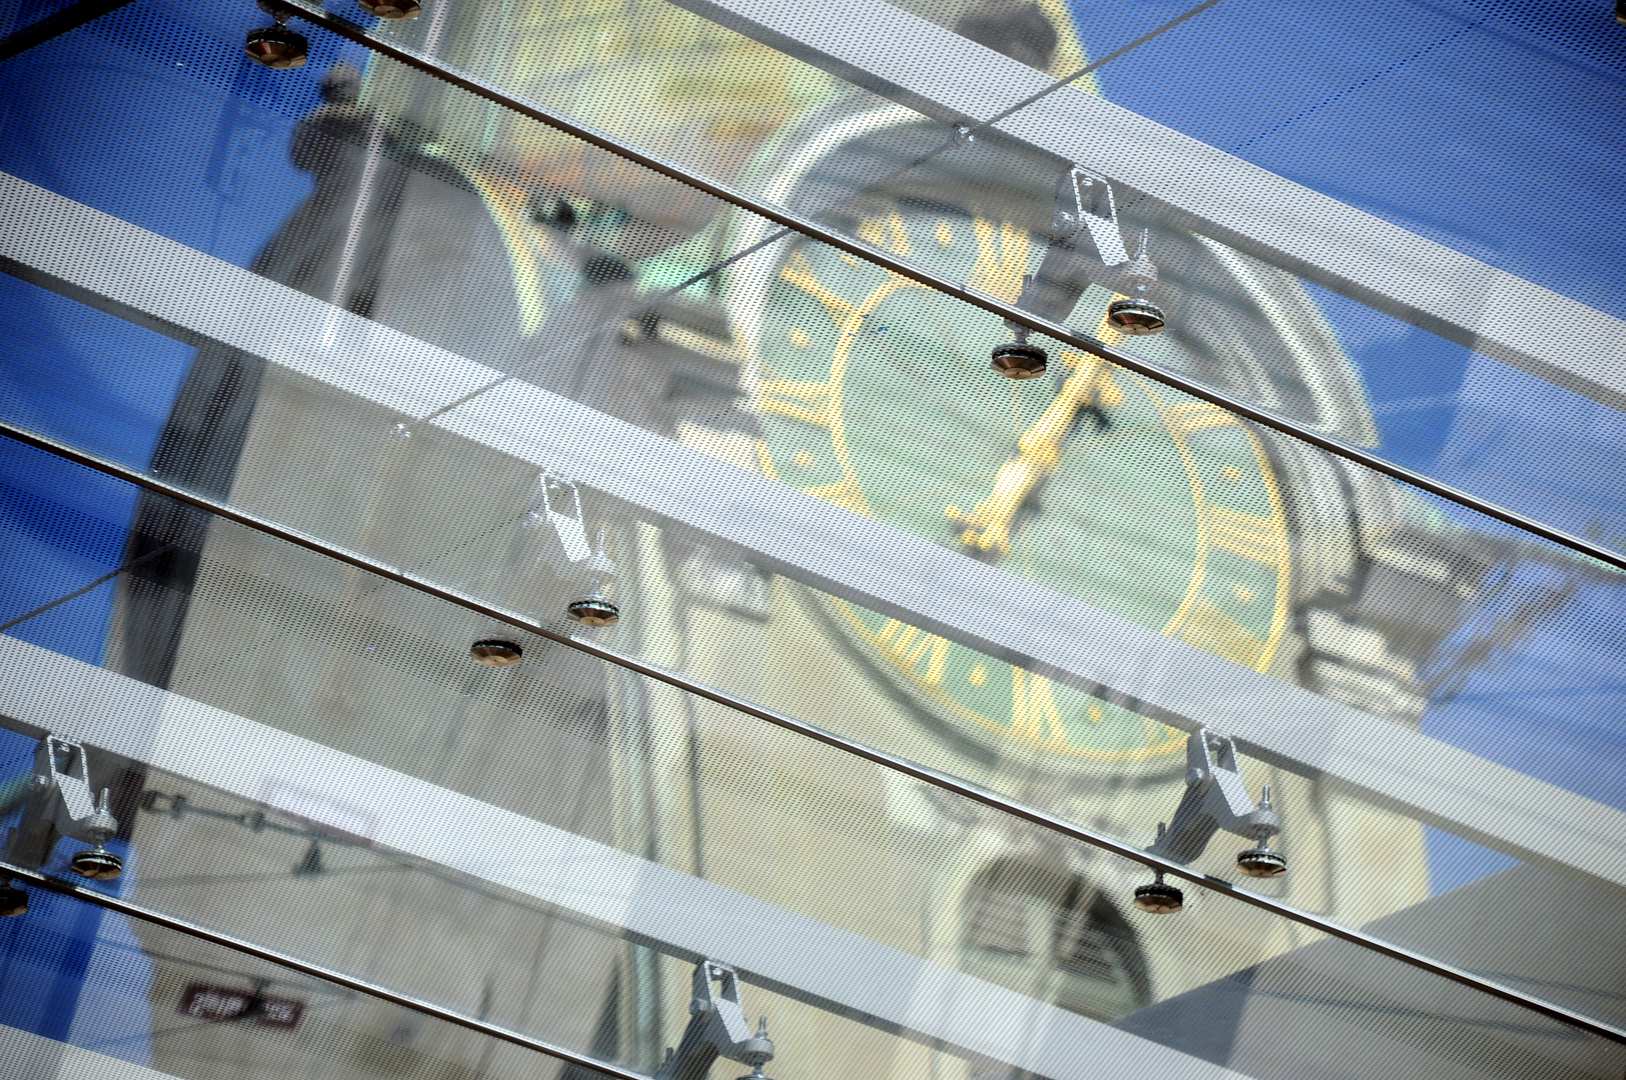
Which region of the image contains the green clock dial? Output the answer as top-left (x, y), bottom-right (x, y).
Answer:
top-left (749, 199), bottom-right (1290, 772)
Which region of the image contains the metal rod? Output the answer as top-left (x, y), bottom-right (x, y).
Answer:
top-left (280, 0), bottom-right (1626, 576)
top-left (0, 860), bottom-right (650, 1080)
top-left (1, 423), bottom-right (1622, 1046)
top-left (0, 0), bottom-right (133, 63)
top-left (974, 0), bottom-right (1224, 131)
top-left (0, 540), bottom-right (178, 633)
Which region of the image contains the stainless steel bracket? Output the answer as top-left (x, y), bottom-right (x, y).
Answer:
top-left (1004, 166), bottom-right (1138, 334)
top-left (654, 961), bottom-right (776, 1080)
top-left (0, 734), bottom-right (122, 882)
top-left (1056, 166), bottom-right (1130, 268)
top-left (535, 473), bottom-right (594, 564)
top-left (1147, 729), bottom-right (1282, 876)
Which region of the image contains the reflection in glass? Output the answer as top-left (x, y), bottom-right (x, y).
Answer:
top-left (1, 3), bottom-right (1625, 1073)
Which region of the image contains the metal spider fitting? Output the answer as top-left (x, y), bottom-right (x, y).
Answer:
top-left (1133, 728), bottom-right (1284, 914)
top-left (245, 1), bottom-right (308, 70)
top-left (655, 960), bottom-right (777, 1080)
top-left (991, 165), bottom-right (1165, 380)
top-left (525, 473), bottom-right (621, 628)
top-left (471, 473), bottom-right (621, 665)
top-left (1, 735), bottom-right (124, 917)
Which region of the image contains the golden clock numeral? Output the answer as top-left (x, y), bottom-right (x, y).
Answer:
top-left (780, 252), bottom-right (859, 326)
top-left (872, 619), bottom-right (907, 646)
top-left (1165, 402), bottom-right (1238, 438)
top-left (969, 219), bottom-right (1030, 304)
top-left (857, 212), bottom-right (913, 255)
top-left (1200, 503), bottom-right (1285, 567)
top-left (873, 620), bottom-right (949, 687)
top-left (1178, 599), bottom-right (1266, 670)
top-left (1010, 669), bottom-right (1069, 747)
top-left (759, 379), bottom-right (833, 428)
top-left (1142, 714), bottom-right (1174, 746)
top-left (804, 476), bottom-right (870, 515)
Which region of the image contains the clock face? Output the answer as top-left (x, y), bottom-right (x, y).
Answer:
top-left (748, 195), bottom-right (1292, 773)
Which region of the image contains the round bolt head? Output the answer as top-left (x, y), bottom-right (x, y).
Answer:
top-left (568, 596), bottom-right (620, 627)
top-left (1236, 847), bottom-right (1287, 878)
top-left (471, 639), bottom-right (524, 666)
top-left (990, 341), bottom-right (1048, 379)
top-left (1132, 880), bottom-right (1183, 914)
top-left (357, 0), bottom-right (422, 18)
top-left (245, 26), bottom-right (308, 69)
top-left (1106, 297), bottom-right (1165, 335)
top-left (71, 847), bottom-right (123, 881)
top-left (82, 811), bottom-right (117, 846)
top-left (0, 884), bottom-right (26, 918)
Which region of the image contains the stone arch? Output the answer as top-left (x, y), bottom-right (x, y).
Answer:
top-left (961, 857), bottom-right (1152, 1021)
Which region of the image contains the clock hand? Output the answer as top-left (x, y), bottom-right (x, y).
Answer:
top-left (947, 356), bottom-right (1121, 554)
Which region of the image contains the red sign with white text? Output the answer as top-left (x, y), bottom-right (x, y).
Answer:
top-left (178, 983), bottom-right (304, 1028)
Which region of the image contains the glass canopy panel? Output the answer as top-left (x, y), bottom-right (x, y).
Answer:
top-left (6, 840), bottom-right (1623, 1080)
top-left (1, 0), bottom-right (1625, 1043)
top-left (1, 473), bottom-right (1623, 1080)
top-left (3, 151), bottom-right (1624, 815)
top-left (1, 0), bottom-right (1620, 779)
top-left (3, 431), bottom-right (1626, 1055)
top-left (7, 842), bottom-right (1624, 1080)
top-left (235, 0), bottom-right (1626, 554)
top-left (0, 886), bottom-right (590, 1080)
